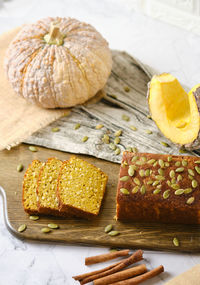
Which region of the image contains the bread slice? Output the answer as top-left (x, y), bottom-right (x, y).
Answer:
top-left (22, 159), bottom-right (43, 214)
top-left (57, 156), bottom-right (108, 219)
top-left (36, 157), bottom-right (66, 216)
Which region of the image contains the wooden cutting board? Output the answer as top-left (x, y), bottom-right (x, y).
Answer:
top-left (1, 144), bottom-right (200, 252)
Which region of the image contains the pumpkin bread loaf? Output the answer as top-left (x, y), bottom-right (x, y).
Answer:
top-left (57, 156), bottom-right (108, 219)
top-left (116, 151), bottom-right (200, 224)
top-left (36, 157), bottom-right (68, 216)
top-left (22, 160), bottom-right (43, 214)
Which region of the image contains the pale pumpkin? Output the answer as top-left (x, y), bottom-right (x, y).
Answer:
top-left (148, 73), bottom-right (200, 150)
top-left (5, 17), bottom-right (112, 108)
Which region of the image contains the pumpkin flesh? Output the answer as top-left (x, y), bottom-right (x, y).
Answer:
top-left (149, 73), bottom-right (199, 145)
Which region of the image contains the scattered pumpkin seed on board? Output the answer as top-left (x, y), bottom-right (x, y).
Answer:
top-left (160, 141), bottom-right (170, 147)
top-left (18, 224), bottom-right (27, 233)
top-left (173, 237), bottom-right (179, 247)
top-left (114, 129), bottom-right (122, 136)
top-left (102, 134), bottom-right (110, 144)
top-left (126, 147), bottom-right (133, 152)
top-left (104, 224), bottom-right (113, 233)
top-left (109, 143), bottom-right (117, 151)
top-left (51, 127), bottom-right (60, 132)
top-left (114, 137), bottom-right (120, 144)
top-left (29, 146), bottom-right (37, 152)
top-left (29, 215), bottom-right (40, 221)
top-left (108, 231), bottom-right (120, 237)
top-left (115, 148), bottom-right (121, 155)
top-left (17, 163), bottom-right (24, 172)
top-left (122, 114), bottom-right (130, 121)
top-left (48, 223), bottom-right (59, 229)
top-left (41, 227), bottom-right (51, 233)
top-left (179, 147), bottom-right (187, 153)
top-left (82, 136), bottom-right (88, 142)
top-left (145, 130), bottom-right (152, 134)
top-left (124, 86), bottom-right (130, 92)
top-left (96, 124), bottom-right (104, 130)
top-left (130, 126), bottom-right (137, 131)
top-left (74, 123), bottom-right (81, 130)
top-left (147, 114), bottom-right (151, 119)
top-left (109, 94), bottom-right (117, 99)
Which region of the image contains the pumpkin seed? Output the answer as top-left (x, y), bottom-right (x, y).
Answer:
top-left (195, 166), bottom-right (200, 174)
top-left (177, 174), bottom-right (182, 182)
top-left (175, 189), bottom-right (184, 195)
top-left (195, 160), bottom-right (200, 164)
top-left (163, 190), bottom-right (170, 199)
top-left (109, 143), bottom-right (117, 150)
top-left (139, 169), bottom-right (145, 177)
top-left (126, 147), bottom-right (133, 152)
top-left (168, 156), bottom-right (172, 162)
top-left (114, 137), bottom-right (120, 144)
top-left (150, 169), bottom-right (153, 175)
top-left (175, 167), bottom-right (184, 173)
top-left (110, 94), bottom-right (117, 99)
top-left (48, 223), bottom-right (59, 229)
top-left (157, 184), bottom-right (162, 189)
top-left (136, 161), bottom-right (144, 165)
top-left (104, 224), bottom-right (113, 233)
top-left (148, 159), bottom-right (155, 164)
top-left (188, 169), bottom-right (195, 176)
top-left (179, 147), bottom-right (186, 153)
top-left (115, 148), bottom-right (121, 155)
top-left (29, 215), bottom-right (39, 221)
top-left (160, 141), bottom-right (170, 147)
top-left (182, 160), bottom-right (188, 167)
top-left (145, 130), bottom-right (152, 134)
top-left (188, 175), bottom-right (193, 180)
top-left (120, 176), bottom-right (129, 182)
top-left (186, 197), bottom-right (195, 205)
top-left (120, 188), bottom-right (129, 195)
top-left (145, 169), bottom-right (150, 176)
top-left (108, 230), bottom-right (120, 236)
top-left (74, 123), bottom-right (81, 130)
top-left (171, 184), bottom-right (179, 190)
top-left (134, 178), bottom-right (140, 185)
top-left (184, 188), bottom-right (193, 194)
top-left (122, 114), bottom-right (130, 121)
top-left (102, 134), bottom-right (109, 144)
top-left (130, 126), bottom-right (137, 131)
top-left (155, 175), bottom-right (165, 181)
top-left (114, 129), bottom-right (122, 137)
top-left (82, 136), bottom-right (88, 142)
top-left (175, 161), bottom-right (181, 167)
top-left (96, 124), bottom-right (104, 129)
top-left (153, 161), bottom-right (158, 167)
top-left (158, 159), bottom-right (165, 168)
top-left (128, 165), bottom-right (135, 176)
top-left (132, 186), bottom-right (139, 193)
top-left (173, 237), bottom-right (179, 247)
top-left (158, 168), bottom-right (164, 176)
top-left (192, 179), bottom-right (198, 188)
top-left (152, 181), bottom-right (160, 186)
top-left (165, 162), bottom-right (170, 167)
top-left (51, 127), bottom-right (60, 132)
top-left (169, 170), bottom-right (175, 178)
top-left (153, 189), bottom-right (161, 194)
top-left (29, 146), bottom-right (37, 152)
top-left (147, 180), bottom-right (153, 185)
top-left (167, 180), bottom-right (171, 187)
top-left (41, 227), bottom-right (51, 233)
top-left (141, 156), bottom-right (147, 162)
top-left (17, 163), bottom-right (24, 172)
top-left (131, 156), bottom-right (138, 162)
top-left (18, 224), bottom-right (27, 233)
top-left (147, 114), bottom-right (151, 119)
top-left (124, 86), bottom-right (130, 92)
top-left (140, 185), bottom-right (146, 194)
top-left (171, 178), bottom-right (176, 184)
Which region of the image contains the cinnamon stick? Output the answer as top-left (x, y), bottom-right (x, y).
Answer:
top-left (81, 250), bottom-right (143, 285)
top-left (94, 264), bottom-right (147, 285)
top-left (85, 249), bottom-right (130, 265)
top-left (73, 261), bottom-right (121, 281)
top-left (109, 265), bottom-right (164, 285)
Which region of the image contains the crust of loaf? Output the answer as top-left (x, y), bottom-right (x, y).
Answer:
top-left (57, 156), bottom-right (108, 219)
top-left (116, 152), bottom-right (200, 224)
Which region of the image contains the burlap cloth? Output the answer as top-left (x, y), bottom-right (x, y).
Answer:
top-left (0, 27), bottom-right (70, 150)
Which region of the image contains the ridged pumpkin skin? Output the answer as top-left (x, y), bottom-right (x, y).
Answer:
top-left (5, 17), bottom-right (112, 108)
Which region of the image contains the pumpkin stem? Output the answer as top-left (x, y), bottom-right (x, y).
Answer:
top-left (44, 21), bottom-right (64, 46)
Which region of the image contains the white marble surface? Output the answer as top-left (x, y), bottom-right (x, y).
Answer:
top-left (1, 0), bottom-right (200, 284)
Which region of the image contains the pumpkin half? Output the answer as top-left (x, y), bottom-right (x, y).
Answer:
top-left (5, 17), bottom-right (112, 108)
top-left (148, 73), bottom-right (200, 149)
